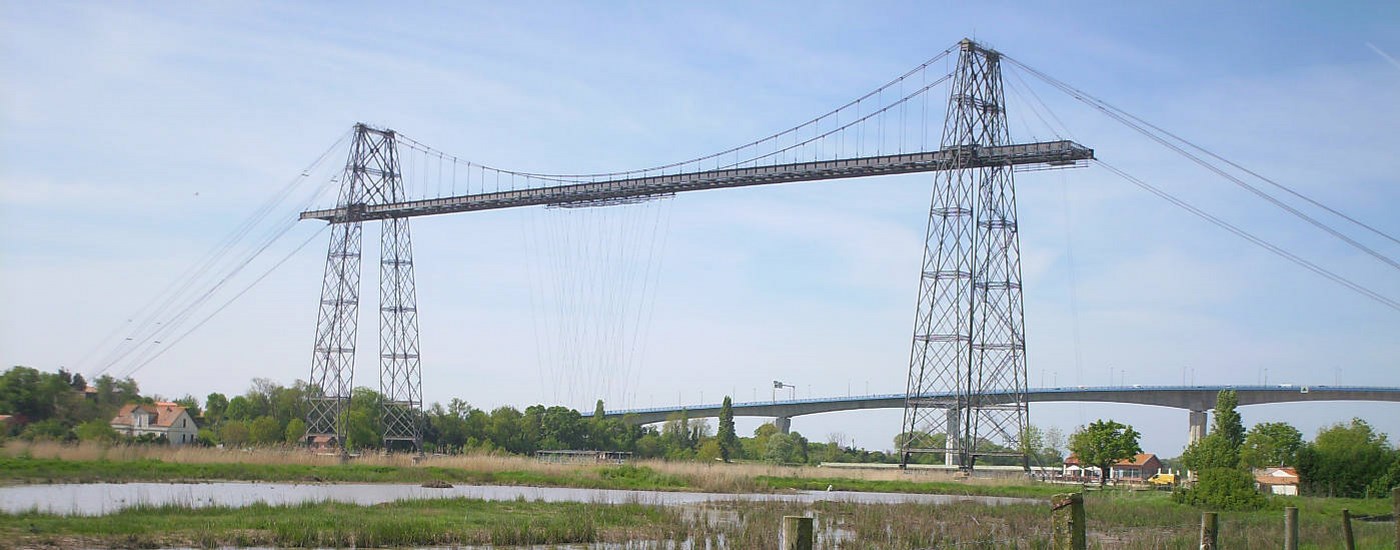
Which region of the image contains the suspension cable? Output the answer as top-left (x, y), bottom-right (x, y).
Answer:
top-left (1003, 56), bottom-right (1400, 271)
top-left (1097, 160), bottom-right (1399, 312)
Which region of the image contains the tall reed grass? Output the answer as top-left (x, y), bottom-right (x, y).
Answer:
top-left (1, 440), bottom-right (1047, 496)
top-left (5, 492), bottom-right (1392, 548)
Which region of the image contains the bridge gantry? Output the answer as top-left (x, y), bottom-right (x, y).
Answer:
top-left (298, 39), bottom-right (1093, 459)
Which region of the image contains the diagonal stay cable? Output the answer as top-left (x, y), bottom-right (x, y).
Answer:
top-left (1003, 56), bottom-right (1400, 272)
top-left (1094, 104), bottom-right (1400, 248)
top-left (120, 224), bottom-right (332, 376)
top-left (1011, 56), bottom-right (1397, 248)
top-left (1096, 159), bottom-right (1399, 312)
top-left (89, 130), bottom-right (352, 378)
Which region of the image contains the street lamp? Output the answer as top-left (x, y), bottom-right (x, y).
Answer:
top-left (772, 380), bottom-right (796, 402)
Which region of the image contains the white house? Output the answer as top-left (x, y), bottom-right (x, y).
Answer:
top-left (110, 402), bottom-right (199, 445)
top-left (1255, 467), bottom-right (1300, 496)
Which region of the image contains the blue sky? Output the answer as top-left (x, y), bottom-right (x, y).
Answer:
top-left (2, 1), bottom-right (1398, 456)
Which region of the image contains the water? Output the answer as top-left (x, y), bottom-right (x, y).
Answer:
top-left (0, 481), bottom-right (1031, 516)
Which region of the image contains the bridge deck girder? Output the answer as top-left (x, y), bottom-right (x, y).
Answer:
top-left (594, 385), bottom-right (1400, 426)
top-left (301, 141), bottom-right (1092, 222)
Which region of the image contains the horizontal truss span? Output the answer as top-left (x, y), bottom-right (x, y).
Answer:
top-left (302, 140), bottom-right (1093, 222)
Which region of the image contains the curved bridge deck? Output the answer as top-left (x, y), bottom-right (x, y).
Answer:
top-left (592, 385), bottom-right (1400, 426)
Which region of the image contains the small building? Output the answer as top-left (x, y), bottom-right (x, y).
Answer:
top-left (110, 402), bottom-right (199, 445)
top-left (1255, 466), bottom-right (1300, 496)
top-left (535, 450), bottom-right (631, 465)
top-left (1064, 453), bottom-right (1163, 482)
top-left (307, 435), bottom-right (338, 453)
top-left (1110, 453), bottom-right (1163, 481)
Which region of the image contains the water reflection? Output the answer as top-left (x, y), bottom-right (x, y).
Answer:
top-left (0, 482), bottom-right (1030, 516)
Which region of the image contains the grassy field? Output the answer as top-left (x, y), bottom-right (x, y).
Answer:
top-left (3, 442), bottom-right (1395, 548)
top-left (2, 498), bottom-right (683, 548)
top-left (0, 441), bottom-right (1049, 497)
top-left (2, 491), bottom-right (1394, 549)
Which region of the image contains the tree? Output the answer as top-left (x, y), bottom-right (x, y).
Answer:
top-left (539, 406), bottom-right (585, 450)
top-left (893, 431), bottom-right (947, 465)
top-left (74, 419), bottom-right (120, 444)
top-left (219, 420), bottom-right (250, 446)
top-left (204, 393), bottom-right (229, 423)
top-left (661, 411), bottom-right (695, 458)
top-left (1297, 418), bottom-right (1393, 497)
top-left (1172, 467), bottom-right (1265, 510)
top-left (345, 387), bottom-right (383, 450)
top-left (0, 366), bottom-right (68, 420)
top-left (696, 439), bottom-right (723, 462)
top-left (1023, 425), bottom-right (1066, 467)
top-left (1182, 390), bottom-right (1247, 472)
top-left (765, 432), bottom-right (797, 463)
top-left (1068, 419), bottom-right (1142, 486)
top-left (1176, 392), bottom-right (1265, 510)
top-left (1211, 390), bottom-right (1244, 449)
top-left (196, 427), bottom-right (218, 446)
top-left (1240, 422), bottom-right (1304, 468)
top-left (486, 406), bottom-right (527, 453)
top-left (225, 396), bottom-right (254, 422)
top-left (284, 418), bottom-right (307, 445)
top-left (1043, 426), bottom-right (1067, 463)
top-left (1182, 433), bottom-right (1241, 472)
top-left (717, 396), bottom-right (737, 462)
top-left (1369, 452), bottom-right (1400, 497)
top-left (19, 419), bottom-right (71, 441)
top-left (249, 416), bottom-right (282, 445)
top-left (172, 395), bottom-right (202, 419)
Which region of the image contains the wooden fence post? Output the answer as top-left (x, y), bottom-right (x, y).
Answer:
top-left (782, 515), bottom-right (813, 550)
top-left (1341, 508), bottom-right (1355, 550)
top-left (1199, 511), bottom-right (1218, 550)
top-left (1052, 493), bottom-right (1086, 550)
top-left (1284, 506), bottom-right (1299, 550)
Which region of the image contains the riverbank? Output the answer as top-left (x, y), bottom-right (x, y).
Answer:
top-left (2, 491), bottom-right (1392, 549)
top-left (0, 441), bottom-right (1063, 498)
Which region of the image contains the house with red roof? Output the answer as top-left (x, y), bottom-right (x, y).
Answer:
top-left (1064, 453), bottom-right (1164, 482)
top-left (109, 402), bottom-right (199, 445)
top-left (1255, 467), bottom-right (1300, 496)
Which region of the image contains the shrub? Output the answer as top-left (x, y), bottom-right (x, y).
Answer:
top-left (1173, 467), bottom-right (1266, 510)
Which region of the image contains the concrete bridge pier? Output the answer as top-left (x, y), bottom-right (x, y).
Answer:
top-left (945, 408), bottom-right (961, 467)
top-left (1188, 409), bottom-right (1208, 445)
top-left (775, 416), bottom-right (791, 434)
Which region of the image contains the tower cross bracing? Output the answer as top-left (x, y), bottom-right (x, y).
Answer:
top-left (302, 39), bottom-right (1089, 466)
top-left (901, 39), bottom-right (1030, 469)
top-left (307, 124), bottom-right (424, 452)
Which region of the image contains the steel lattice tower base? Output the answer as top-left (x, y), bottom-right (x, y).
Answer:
top-left (901, 39), bottom-right (1030, 471)
top-left (306, 124), bottom-right (424, 452)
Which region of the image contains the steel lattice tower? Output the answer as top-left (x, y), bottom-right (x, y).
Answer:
top-left (306, 123), bottom-right (424, 452)
top-left (901, 40), bottom-right (1030, 471)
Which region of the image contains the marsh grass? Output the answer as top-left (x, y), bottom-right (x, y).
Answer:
top-left (0, 441), bottom-right (1052, 498)
top-left (2, 498), bottom-right (681, 548)
top-left (2, 490), bottom-right (1394, 548)
top-left (7, 442), bottom-right (1392, 548)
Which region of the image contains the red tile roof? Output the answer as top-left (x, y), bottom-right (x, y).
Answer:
top-left (1255, 467), bottom-right (1300, 485)
top-left (110, 403), bottom-right (189, 428)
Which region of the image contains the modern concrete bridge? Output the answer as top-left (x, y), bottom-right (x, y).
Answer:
top-left (590, 385), bottom-right (1400, 443)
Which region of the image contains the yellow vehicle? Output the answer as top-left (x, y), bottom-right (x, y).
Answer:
top-left (1147, 472), bottom-right (1177, 486)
